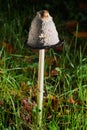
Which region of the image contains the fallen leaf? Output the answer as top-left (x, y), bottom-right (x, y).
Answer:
top-left (51, 69), bottom-right (58, 76)
top-left (79, 3), bottom-right (87, 9)
top-left (66, 20), bottom-right (78, 29)
top-left (54, 45), bottom-right (63, 52)
top-left (72, 32), bottom-right (87, 38)
top-left (68, 96), bottom-right (76, 104)
top-left (2, 42), bottom-right (15, 54)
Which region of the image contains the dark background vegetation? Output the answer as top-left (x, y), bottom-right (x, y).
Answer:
top-left (0, 0), bottom-right (87, 27)
top-left (0, 0), bottom-right (87, 21)
top-left (0, 0), bottom-right (87, 46)
top-left (0, 0), bottom-right (87, 44)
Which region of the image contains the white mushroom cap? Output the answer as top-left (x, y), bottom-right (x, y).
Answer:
top-left (27, 10), bottom-right (60, 49)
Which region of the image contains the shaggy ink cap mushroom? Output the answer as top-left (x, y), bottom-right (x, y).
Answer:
top-left (27, 10), bottom-right (61, 49)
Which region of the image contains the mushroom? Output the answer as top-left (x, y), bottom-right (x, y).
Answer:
top-left (27, 10), bottom-right (62, 128)
top-left (27, 10), bottom-right (60, 49)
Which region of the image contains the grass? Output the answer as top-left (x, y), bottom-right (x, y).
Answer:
top-left (0, 6), bottom-right (87, 130)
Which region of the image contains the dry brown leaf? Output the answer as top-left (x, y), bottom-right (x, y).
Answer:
top-left (79, 3), bottom-right (87, 9)
top-left (66, 20), bottom-right (78, 29)
top-left (68, 96), bottom-right (76, 104)
top-left (54, 45), bottom-right (63, 52)
top-left (2, 42), bottom-right (15, 54)
top-left (51, 69), bottom-right (58, 76)
top-left (72, 32), bottom-right (87, 38)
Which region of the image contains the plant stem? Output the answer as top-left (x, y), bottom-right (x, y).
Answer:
top-left (37, 49), bottom-right (45, 127)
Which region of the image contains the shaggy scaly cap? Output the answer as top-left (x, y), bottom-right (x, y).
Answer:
top-left (27, 10), bottom-right (60, 49)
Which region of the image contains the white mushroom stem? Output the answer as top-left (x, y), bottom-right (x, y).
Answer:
top-left (37, 49), bottom-right (45, 127)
